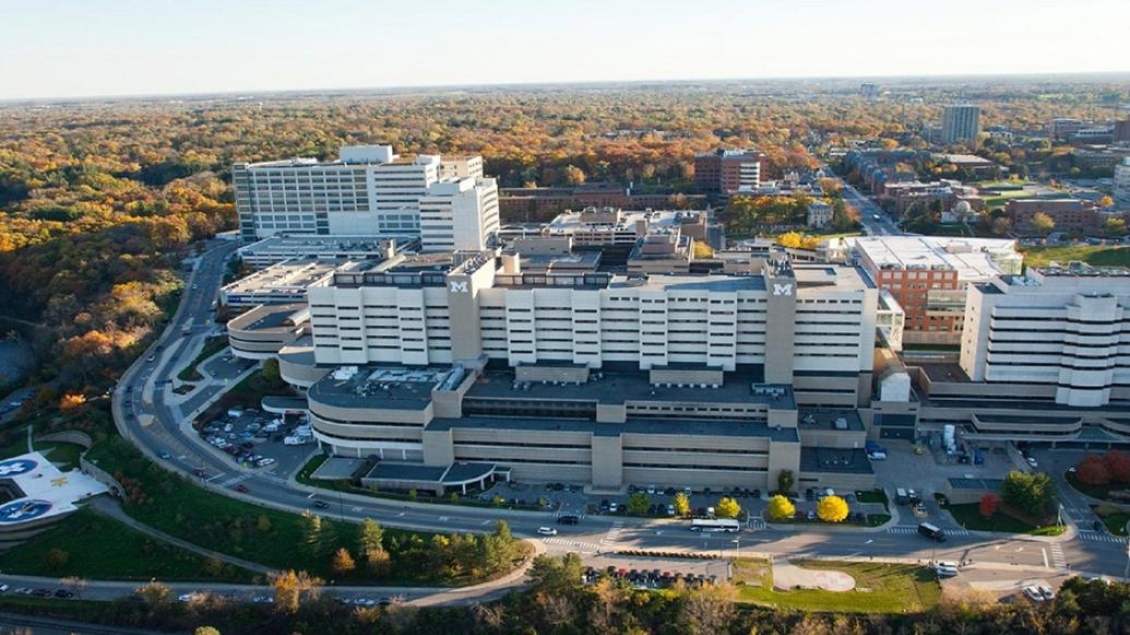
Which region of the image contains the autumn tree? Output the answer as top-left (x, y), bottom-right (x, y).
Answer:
top-left (673, 492), bottom-right (691, 517)
top-left (135, 580), bottom-right (172, 605)
top-left (1105, 217), bottom-right (1126, 238)
top-left (332, 547), bottom-right (356, 575)
top-left (767, 494), bottom-right (796, 521)
top-left (45, 548), bottom-right (69, 570)
top-left (715, 496), bottom-right (741, 519)
top-left (58, 392), bottom-right (86, 412)
top-left (1076, 454), bottom-right (1111, 485)
top-left (777, 469), bottom-right (795, 495)
top-left (358, 517), bottom-right (384, 553)
top-left (269, 569), bottom-right (322, 614)
top-left (561, 165), bottom-right (586, 186)
top-left (194, 628), bottom-right (222, 635)
top-left (1031, 212), bottom-right (1056, 239)
top-left (1104, 450), bottom-right (1130, 483)
top-left (817, 495), bottom-right (850, 523)
top-left (366, 546), bottom-right (392, 577)
top-left (979, 493), bottom-right (999, 518)
top-left (679, 583), bottom-right (737, 634)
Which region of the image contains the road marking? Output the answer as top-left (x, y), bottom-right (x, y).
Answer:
top-left (1050, 544), bottom-right (1067, 570)
top-left (865, 539), bottom-right (873, 544)
top-left (1077, 530), bottom-right (1129, 544)
top-left (543, 537), bottom-right (602, 551)
top-left (601, 521), bottom-right (624, 545)
top-left (1042, 548), bottom-right (1049, 568)
top-left (886, 527), bottom-right (969, 537)
top-left (351, 506), bottom-right (362, 513)
top-left (481, 520), bottom-right (492, 526)
top-left (397, 512), bottom-right (405, 517)
top-left (307, 492), bottom-right (316, 499)
top-left (438, 516), bottom-right (449, 522)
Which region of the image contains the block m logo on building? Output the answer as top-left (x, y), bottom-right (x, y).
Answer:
top-left (450, 281), bottom-right (469, 293)
top-left (772, 283), bottom-right (794, 296)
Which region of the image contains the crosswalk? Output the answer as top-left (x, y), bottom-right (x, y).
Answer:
top-left (543, 537), bottom-right (603, 553)
top-left (1049, 543), bottom-right (1067, 570)
top-left (886, 526), bottom-right (970, 537)
top-left (748, 518), bottom-right (766, 530)
top-left (219, 473), bottom-right (250, 487)
top-left (1076, 530), bottom-right (1128, 544)
top-left (603, 521), bottom-right (625, 545)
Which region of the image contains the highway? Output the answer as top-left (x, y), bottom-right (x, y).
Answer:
top-left (95, 238), bottom-right (1130, 603)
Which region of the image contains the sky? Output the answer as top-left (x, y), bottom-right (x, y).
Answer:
top-left (4, 0), bottom-right (1129, 100)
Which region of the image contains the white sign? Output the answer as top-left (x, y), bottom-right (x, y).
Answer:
top-left (772, 283), bottom-right (793, 296)
top-left (450, 281), bottom-right (469, 293)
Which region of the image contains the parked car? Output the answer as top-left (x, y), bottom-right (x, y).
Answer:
top-left (1039, 586), bottom-right (1055, 601)
top-left (537, 527), bottom-right (558, 536)
top-left (54, 589), bottom-right (74, 599)
top-left (1023, 586), bottom-right (1044, 602)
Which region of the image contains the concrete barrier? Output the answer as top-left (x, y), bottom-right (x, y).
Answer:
top-left (80, 456), bottom-right (123, 498)
top-left (37, 430), bottom-right (94, 450)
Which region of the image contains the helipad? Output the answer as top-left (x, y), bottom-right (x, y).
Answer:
top-left (0, 452), bottom-right (109, 527)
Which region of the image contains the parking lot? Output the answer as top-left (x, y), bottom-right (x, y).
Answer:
top-left (190, 408), bottom-right (316, 484)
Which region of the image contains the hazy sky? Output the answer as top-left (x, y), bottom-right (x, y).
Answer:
top-left (5, 0), bottom-right (1128, 100)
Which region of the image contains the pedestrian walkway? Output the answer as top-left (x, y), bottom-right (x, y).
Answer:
top-left (886, 526), bottom-right (970, 537)
top-left (602, 521), bottom-right (625, 546)
top-left (89, 497), bottom-right (270, 575)
top-left (1049, 543), bottom-right (1067, 570)
top-left (1076, 529), bottom-right (1127, 544)
top-left (748, 518), bottom-right (766, 530)
top-left (542, 537), bottom-right (602, 553)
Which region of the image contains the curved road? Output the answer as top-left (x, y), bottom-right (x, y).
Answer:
top-left (91, 238), bottom-right (1130, 605)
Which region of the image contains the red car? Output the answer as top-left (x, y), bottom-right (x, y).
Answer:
top-left (234, 484), bottom-right (250, 493)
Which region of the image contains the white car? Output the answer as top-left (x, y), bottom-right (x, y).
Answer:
top-left (1026, 457), bottom-right (1039, 468)
top-left (537, 527), bottom-right (558, 536)
top-left (178, 593), bottom-right (202, 603)
top-left (1039, 586), bottom-right (1055, 601)
top-left (1023, 586), bottom-right (1044, 602)
top-left (0, 584), bottom-right (9, 593)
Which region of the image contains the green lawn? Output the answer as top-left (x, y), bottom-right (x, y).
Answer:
top-left (85, 436), bottom-right (523, 586)
top-left (854, 490), bottom-right (888, 505)
top-left (177, 336), bottom-right (228, 382)
top-left (734, 559), bottom-right (941, 613)
top-left (947, 503), bottom-right (1063, 535)
top-left (0, 435), bottom-right (85, 471)
top-left (1091, 505), bottom-right (1130, 536)
top-left (1020, 245), bottom-right (1130, 268)
top-left (0, 508), bottom-right (254, 582)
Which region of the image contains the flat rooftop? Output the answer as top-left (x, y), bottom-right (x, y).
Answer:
top-left (238, 235), bottom-right (417, 263)
top-left (428, 415), bottom-right (800, 442)
top-left (466, 369), bottom-right (795, 409)
top-left (918, 363), bottom-right (971, 384)
top-left (227, 303), bottom-right (309, 333)
top-left (799, 447), bottom-right (874, 475)
top-left (852, 236), bottom-right (1020, 282)
top-left (223, 259), bottom-right (341, 297)
top-left (798, 409), bottom-right (864, 432)
top-left (0, 452), bottom-right (109, 526)
top-left (546, 209), bottom-right (706, 234)
top-left (309, 366), bottom-right (460, 411)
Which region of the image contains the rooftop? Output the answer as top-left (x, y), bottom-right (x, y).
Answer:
top-left (222, 259), bottom-right (342, 298)
top-left (427, 415), bottom-right (800, 442)
top-left (853, 235), bottom-right (1021, 281)
top-left (799, 447), bottom-right (874, 474)
top-left (227, 303), bottom-right (309, 334)
top-left (309, 366), bottom-right (462, 411)
top-left (465, 369), bottom-right (795, 410)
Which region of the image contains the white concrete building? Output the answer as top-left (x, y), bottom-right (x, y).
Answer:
top-left (234, 145), bottom-right (497, 251)
top-left (307, 254), bottom-right (878, 389)
top-left (419, 177), bottom-right (501, 252)
top-left (1115, 157), bottom-right (1130, 207)
top-left (961, 264), bottom-right (1130, 407)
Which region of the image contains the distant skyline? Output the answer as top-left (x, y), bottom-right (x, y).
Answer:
top-left (6, 0), bottom-right (1129, 100)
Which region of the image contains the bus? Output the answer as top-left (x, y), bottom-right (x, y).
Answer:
top-left (690, 518), bottom-right (741, 533)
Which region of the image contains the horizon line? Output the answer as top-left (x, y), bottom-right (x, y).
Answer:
top-left (3, 69), bottom-right (1129, 106)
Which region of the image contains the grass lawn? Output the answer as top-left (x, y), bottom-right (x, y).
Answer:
top-left (85, 436), bottom-right (525, 586)
top-left (0, 435), bottom-right (86, 471)
top-left (1091, 505), bottom-right (1130, 536)
top-left (0, 508), bottom-right (254, 582)
top-left (947, 503), bottom-right (1063, 535)
top-left (734, 558), bottom-right (941, 613)
top-left (1020, 245), bottom-right (1130, 268)
top-left (854, 489), bottom-right (888, 506)
top-left (177, 336), bottom-right (228, 382)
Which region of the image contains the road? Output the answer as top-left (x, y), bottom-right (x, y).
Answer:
top-left (825, 167), bottom-right (903, 237)
top-left (94, 238), bottom-right (1130, 605)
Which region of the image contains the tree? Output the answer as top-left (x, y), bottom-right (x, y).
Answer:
top-left (261, 357), bottom-right (282, 387)
top-left (679, 583), bottom-right (737, 634)
top-left (135, 580), bottom-right (172, 605)
top-left (194, 628), bottom-right (222, 635)
top-left (561, 165), bottom-right (586, 186)
top-left (627, 491), bottom-right (650, 515)
top-left (528, 553), bottom-right (584, 593)
top-left (777, 469), bottom-right (795, 495)
top-left (673, 492), bottom-right (691, 517)
top-left (366, 548), bottom-right (392, 577)
top-left (979, 493), bottom-right (999, 518)
top-left (301, 511), bottom-right (336, 558)
top-left (1076, 454), bottom-right (1111, 485)
top-left (817, 495), bottom-right (849, 523)
top-left (1104, 450), bottom-right (1130, 483)
top-left (715, 496), bottom-right (741, 519)
top-left (269, 569), bottom-right (321, 614)
top-left (1099, 195), bottom-right (1115, 208)
top-left (991, 217), bottom-right (1013, 236)
top-left (332, 547), bottom-right (356, 575)
top-left (777, 231), bottom-right (803, 248)
top-left (358, 518), bottom-right (384, 553)
top-left (767, 494), bottom-right (795, 522)
top-left (1106, 217), bottom-right (1127, 238)
top-left (45, 548), bottom-right (69, 570)
top-left (1031, 211), bottom-right (1055, 239)
top-left (1000, 470), bottom-right (1055, 517)
top-left (58, 392), bottom-right (86, 412)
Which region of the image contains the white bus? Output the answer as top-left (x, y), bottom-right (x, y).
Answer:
top-left (690, 518), bottom-right (741, 533)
